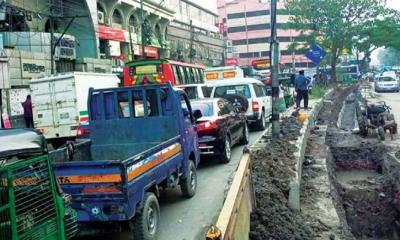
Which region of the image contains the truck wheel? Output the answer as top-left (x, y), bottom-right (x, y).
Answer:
top-left (240, 124), bottom-right (249, 145)
top-left (378, 126), bottom-right (385, 141)
top-left (131, 192), bottom-right (160, 240)
top-left (256, 111), bottom-right (266, 131)
top-left (220, 136), bottom-right (232, 164)
top-left (180, 160), bottom-right (197, 198)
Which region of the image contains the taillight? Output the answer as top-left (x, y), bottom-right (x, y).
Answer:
top-left (197, 120), bottom-right (218, 132)
top-left (77, 127), bottom-right (89, 137)
top-left (252, 101), bottom-right (260, 112)
top-left (82, 185), bottom-right (121, 194)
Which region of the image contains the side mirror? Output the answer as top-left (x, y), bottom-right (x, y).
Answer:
top-left (193, 109), bottom-right (202, 120)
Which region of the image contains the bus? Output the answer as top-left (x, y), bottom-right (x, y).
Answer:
top-left (204, 66), bottom-right (244, 81)
top-left (241, 59), bottom-right (272, 85)
top-left (123, 59), bottom-right (205, 86)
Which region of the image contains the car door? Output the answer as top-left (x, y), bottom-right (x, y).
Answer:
top-left (217, 99), bottom-right (236, 142)
top-left (180, 93), bottom-right (200, 165)
top-left (260, 84), bottom-right (272, 117)
top-left (224, 100), bottom-right (243, 143)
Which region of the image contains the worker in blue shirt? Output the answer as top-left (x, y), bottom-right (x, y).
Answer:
top-left (295, 70), bottom-right (311, 109)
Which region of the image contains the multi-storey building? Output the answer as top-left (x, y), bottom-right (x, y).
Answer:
top-left (0, 0), bottom-right (174, 126)
top-left (166, 0), bottom-right (225, 66)
top-left (217, 0), bottom-right (312, 69)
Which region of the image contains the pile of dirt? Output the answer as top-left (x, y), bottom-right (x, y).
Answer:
top-left (250, 116), bottom-right (320, 240)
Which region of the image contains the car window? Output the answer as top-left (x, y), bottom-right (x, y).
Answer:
top-left (214, 85), bottom-right (251, 98)
top-left (191, 102), bottom-right (214, 117)
top-left (183, 87), bottom-right (198, 100)
top-left (201, 86), bottom-right (212, 98)
top-left (254, 84), bottom-right (266, 97)
top-left (378, 77), bottom-right (395, 82)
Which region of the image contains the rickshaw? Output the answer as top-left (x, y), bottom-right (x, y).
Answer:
top-left (0, 129), bottom-right (77, 240)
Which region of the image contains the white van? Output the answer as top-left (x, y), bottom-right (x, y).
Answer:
top-left (30, 72), bottom-right (120, 140)
top-left (210, 78), bottom-right (272, 130)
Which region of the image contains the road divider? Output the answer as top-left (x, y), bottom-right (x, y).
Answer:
top-left (207, 90), bottom-right (333, 239)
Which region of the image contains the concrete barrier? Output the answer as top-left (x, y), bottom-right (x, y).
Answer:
top-left (213, 153), bottom-right (255, 240)
top-left (287, 90), bottom-right (333, 210)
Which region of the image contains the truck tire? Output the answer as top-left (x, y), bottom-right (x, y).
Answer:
top-left (240, 123), bottom-right (249, 145)
top-left (256, 111), bottom-right (266, 131)
top-left (378, 126), bottom-right (385, 141)
top-left (131, 192), bottom-right (160, 240)
top-left (180, 160), bottom-right (197, 198)
top-left (220, 136), bottom-right (232, 164)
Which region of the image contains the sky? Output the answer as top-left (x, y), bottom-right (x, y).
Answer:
top-left (370, 0), bottom-right (400, 65)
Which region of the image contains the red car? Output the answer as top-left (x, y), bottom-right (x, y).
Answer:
top-left (191, 98), bottom-right (248, 163)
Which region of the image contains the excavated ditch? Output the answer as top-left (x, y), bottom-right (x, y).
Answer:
top-left (325, 92), bottom-right (400, 239)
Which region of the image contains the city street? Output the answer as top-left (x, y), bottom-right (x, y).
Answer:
top-left (101, 127), bottom-right (266, 240)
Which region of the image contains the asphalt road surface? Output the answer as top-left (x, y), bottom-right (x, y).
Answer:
top-left (375, 90), bottom-right (400, 144)
top-left (96, 125), bottom-right (266, 240)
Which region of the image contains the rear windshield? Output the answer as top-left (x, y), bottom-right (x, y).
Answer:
top-left (182, 87), bottom-right (198, 100)
top-left (191, 102), bottom-right (214, 117)
top-left (213, 85), bottom-right (251, 98)
top-left (378, 77), bottom-right (396, 82)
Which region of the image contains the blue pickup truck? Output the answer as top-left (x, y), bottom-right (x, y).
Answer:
top-left (51, 83), bottom-right (201, 239)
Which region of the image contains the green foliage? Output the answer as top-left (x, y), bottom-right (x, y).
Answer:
top-left (284, 0), bottom-right (399, 80)
top-left (309, 86), bottom-right (327, 99)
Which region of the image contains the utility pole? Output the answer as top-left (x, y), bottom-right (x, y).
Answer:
top-left (140, 0), bottom-right (146, 59)
top-left (189, 20), bottom-right (194, 63)
top-left (50, 16), bottom-right (55, 74)
top-left (270, 0), bottom-right (280, 138)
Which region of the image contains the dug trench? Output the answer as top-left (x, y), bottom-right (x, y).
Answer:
top-left (250, 87), bottom-right (400, 240)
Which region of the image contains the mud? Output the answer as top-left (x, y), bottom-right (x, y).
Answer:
top-left (326, 97), bottom-right (400, 239)
top-left (250, 116), bottom-right (318, 240)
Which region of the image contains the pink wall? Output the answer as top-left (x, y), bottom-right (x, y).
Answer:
top-left (218, 0), bottom-right (310, 67)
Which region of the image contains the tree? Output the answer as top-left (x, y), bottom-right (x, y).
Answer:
top-left (378, 48), bottom-right (400, 66)
top-left (285, 0), bottom-right (394, 81)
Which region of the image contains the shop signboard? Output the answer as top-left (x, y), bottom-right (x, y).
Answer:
top-left (21, 59), bottom-right (46, 78)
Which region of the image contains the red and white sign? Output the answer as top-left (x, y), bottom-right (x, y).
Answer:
top-left (225, 58), bottom-right (239, 66)
top-left (98, 25), bottom-right (126, 42)
top-left (133, 45), bottom-right (159, 58)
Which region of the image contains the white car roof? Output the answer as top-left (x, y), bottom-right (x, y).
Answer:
top-left (208, 77), bottom-right (263, 87)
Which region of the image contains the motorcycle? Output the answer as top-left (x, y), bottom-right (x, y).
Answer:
top-left (357, 101), bottom-right (397, 140)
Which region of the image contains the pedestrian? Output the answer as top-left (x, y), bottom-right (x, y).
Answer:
top-left (22, 95), bottom-right (34, 128)
top-left (295, 70), bottom-right (310, 110)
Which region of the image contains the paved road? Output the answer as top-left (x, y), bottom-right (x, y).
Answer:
top-left (375, 90), bottom-right (400, 144)
top-left (101, 127), bottom-right (266, 240)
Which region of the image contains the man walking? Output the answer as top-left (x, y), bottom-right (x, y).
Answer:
top-left (22, 95), bottom-right (34, 128)
top-left (295, 70), bottom-right (310, 109)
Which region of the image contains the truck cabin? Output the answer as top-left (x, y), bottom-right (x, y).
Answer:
top-left (53, 84), bottom-right (191, 163)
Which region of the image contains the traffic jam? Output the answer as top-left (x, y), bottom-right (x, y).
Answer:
top-left (0, 58), bottom-right (281, 239)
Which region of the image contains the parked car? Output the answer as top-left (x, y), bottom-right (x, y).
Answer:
top-left (176, 83), bottom-right (213, 100)
top-left (374, 76), bottom-right (400, 92)
top-left (210, 78), bottom-right (272, 130)
top-left (190, 98), bottom-right (248, 163)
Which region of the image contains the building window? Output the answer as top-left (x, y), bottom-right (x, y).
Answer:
top-left (246, 23), bottom-right (270, 31)
top-left (227, 12), bottom-right (245, 19)
top-left (239, 52), bottom-right (253, 58)
top-left (232, 39), bottom-right (247, 45)
top-left (248, 37), bottom-right (269, 44)
top-left (227, 26), bottom-right (246, 33)
top-left (97, 3), bottom-right (106, 25)
top-left (112, 9), bottom-right (123, 28)
top-left (261, 51), bottom-right (270, 57)
top-left (129, 15), bottom-right (139, 33)
top-left (246, 10), bottom-right (269, 17)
